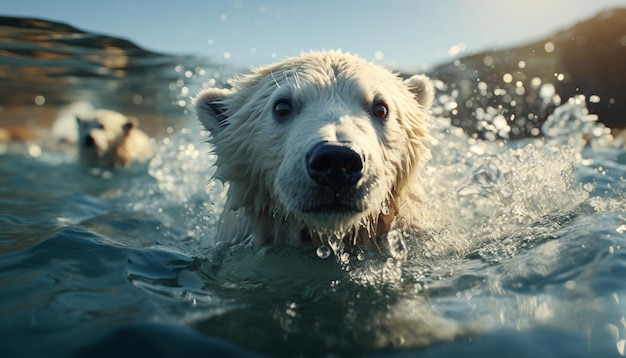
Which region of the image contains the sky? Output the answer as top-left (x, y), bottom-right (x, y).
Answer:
top-left (3, 0), bottom-right (626, 70)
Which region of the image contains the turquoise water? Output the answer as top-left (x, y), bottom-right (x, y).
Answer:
top-left (2, 19), bottom-right (626, 358)
top-left (2, 97), bottom-right (626, 357)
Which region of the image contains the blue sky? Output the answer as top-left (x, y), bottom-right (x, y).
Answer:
top-left (3, 0), bottom-right (625, 69)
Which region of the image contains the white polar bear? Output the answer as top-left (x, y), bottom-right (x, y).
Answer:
top-left (194, 50), bottom-right (434, 252)
top-left (76, 109), bottom-right (153, 168)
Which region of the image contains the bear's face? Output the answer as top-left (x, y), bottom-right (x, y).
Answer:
top-left (196, 51), bottom-right (433, 243)
top-left (76, 109), bottom-right (135, 167)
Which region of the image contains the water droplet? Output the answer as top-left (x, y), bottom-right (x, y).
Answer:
top-left (387, 230), bottom-right (407, 260)
top-left (356, 250), bottom-right (365, 261)
top-left (617, 339), bottom-right (626, 356)
top-left (381, 202), bottom-right (389, 215)
top-left (340, 252), bottom-right (350, 265)
top-left (316, 245), bottom-right (331, 259)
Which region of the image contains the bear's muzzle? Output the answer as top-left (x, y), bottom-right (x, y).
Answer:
top-left (306, 141), bottom-right (364, 192)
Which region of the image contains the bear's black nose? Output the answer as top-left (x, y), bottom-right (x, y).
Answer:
top-left (306, 141), bottom-right (363, 190)
top-left (84, 135), bottom-right (96, 148)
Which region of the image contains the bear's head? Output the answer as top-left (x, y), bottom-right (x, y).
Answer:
top-left (76, 109), bottom-right (137, 168)
top-left (195, 51), bottom-right (433, 248)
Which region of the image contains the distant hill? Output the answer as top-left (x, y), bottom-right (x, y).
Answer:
top-left (427, 8), bottom-right (626, 137)
top-left (0, 16), bottom-right (155, 54)
top-left (0, 16), bottom-right (218, 132)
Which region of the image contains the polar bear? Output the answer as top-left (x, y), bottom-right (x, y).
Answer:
top-left (76, 109), bottom-right (153, 168)
top-left (194, 51), bottom-right (434, 252)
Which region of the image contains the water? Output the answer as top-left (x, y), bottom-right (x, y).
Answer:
top-left (2, 19), bottom-right (626, 358)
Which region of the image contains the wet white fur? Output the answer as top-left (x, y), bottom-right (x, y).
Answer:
top-left (76, 109), bottom-right (152, 168)
top-left (195, 51), bottom-right (434, 249)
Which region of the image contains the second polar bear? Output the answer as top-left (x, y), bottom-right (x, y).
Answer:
top-left (76, 109), bottom-right (153, 168)
top-left (195, 51), bottom-right (434, 251)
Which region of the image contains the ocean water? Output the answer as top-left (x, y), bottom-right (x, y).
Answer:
top-left (2, 21), bottom-right (626, 358)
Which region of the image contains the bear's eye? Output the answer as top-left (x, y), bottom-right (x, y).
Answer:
top-left (372, 102), bottom-right (388, 119)
top-left (274, 100), bottom-right (292, 118)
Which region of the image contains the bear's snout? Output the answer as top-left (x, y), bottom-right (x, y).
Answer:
top-left (306, 141), bottom-right (363, 191)
top-left (195, 51), bottom-right (433, 245)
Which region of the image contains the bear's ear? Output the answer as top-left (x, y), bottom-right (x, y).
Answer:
top-left (127, 116), bottom-right (139, 127)
top-left (193, 88), bottom-right (234, 134)
top-left (122, 117), bottom-right (137, 134)
top-left (404, 74), bottom-right (434, 109)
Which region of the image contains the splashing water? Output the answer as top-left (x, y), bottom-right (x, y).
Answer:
top-left (291, 91), bottom-right (615, 271)
top-left (94, 89), bottom-right (626, 355)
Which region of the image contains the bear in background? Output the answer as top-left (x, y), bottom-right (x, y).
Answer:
top-left (194, 50), bottom-right (434, 252)
top-left (76, 109), bottom-right (153, 168)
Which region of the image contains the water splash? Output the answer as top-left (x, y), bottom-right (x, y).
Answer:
top-left (542, 94), bottom-right (613, 147)
top-left (109, 127), bottom-right (227, 253)
top-left (385, 229), bottom-right (408, 261)
top-left (407, 89), bottom-right (621, 260)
